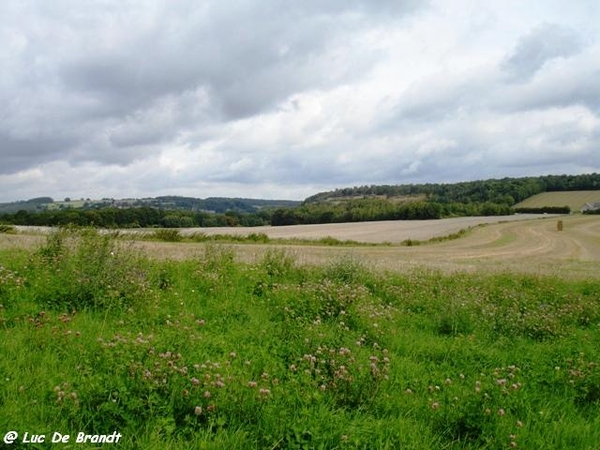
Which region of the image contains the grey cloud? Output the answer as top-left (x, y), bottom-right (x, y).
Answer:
top-left (498, 70), bottom-right (600, 113)
top-left (58, 0), bottom-right (416, 120)
top-left (0, 134), bottom-right (72, 174)
top-left (1, 0), bottom-right (599, 203)
top-left (502, 23), bottom-right (584, 82)
top-left (1, 0), bottom-right (424, 178)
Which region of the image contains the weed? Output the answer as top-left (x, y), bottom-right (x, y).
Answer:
top-left (153, 229), bottom-right (182, 242)
top-left (1, 238), bottom-right (600, 448)
top-left (0, 224), bottom-right (16, 234)
top-left (323, 255), bottom-right (368, 284)
top-left (30, 228), bottom-right (148, 311)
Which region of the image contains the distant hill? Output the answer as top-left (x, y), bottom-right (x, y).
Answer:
top-left (263, 173), bottom-right (600, 226)
top-left (304, 173), bottom-right (600, 206)
top-left (1, 196), bottom-right (299, 215)
top-left (515, 191), bottom-right (600, 212)
top-left (0, 197), bottom-right (54, 214)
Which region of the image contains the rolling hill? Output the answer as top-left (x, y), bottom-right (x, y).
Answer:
top-left (514, 191), bottom-right (600, 212)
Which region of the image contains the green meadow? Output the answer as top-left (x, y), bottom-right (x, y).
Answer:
top-left (1, 229), bottom-right (599, 449)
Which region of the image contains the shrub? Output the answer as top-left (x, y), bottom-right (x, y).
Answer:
top-left (323, 255), bottom-right (368, 284)
top-left (247, 233), bottom-right (270, 243)
top-left (153, 229), bottom-right (182, 242)
top-left (0, 224), bottom-right (16, 234)
top-left (31, 228), bottom-right (148, 311)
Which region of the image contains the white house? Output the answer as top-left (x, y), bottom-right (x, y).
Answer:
top-left (581, 202), bottom-right (600, 212)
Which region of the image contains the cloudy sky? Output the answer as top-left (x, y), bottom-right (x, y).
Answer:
top-left (1, 0), bottom-right (599, 202)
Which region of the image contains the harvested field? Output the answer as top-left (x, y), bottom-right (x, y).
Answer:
top-left (122, 214), bottom-right (599, 278)
top-left (515, 190), bottom-right (600, 212)
top-left (5, 214), bottom-right (600, 278)
top-left (169, 214), bottom-right (552, 243)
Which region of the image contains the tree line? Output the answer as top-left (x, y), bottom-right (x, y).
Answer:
top-left (0, 207), bottom-right (271, 228)
top-left (2, 173), bottom-right (592, 228)
top-left (269, 199), bottom-right (516, 226)
top-left (0, 200), bottom-right (521, 228)
top-left (304, 173), bottom-right (600, 205)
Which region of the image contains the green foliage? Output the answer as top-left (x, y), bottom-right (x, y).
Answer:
top-left (514, 206), bottom-right (571, 214)
top-left (0, 264), bottom-right (25, 308)
top-left (153, 229), bottom-right (183, 242)
top-left (305, 173), bottom-right (600, 204)
top-left (271, 199), bottom-right (444, 225)
top-left (323, 255), bottom-right (368, 284)
top-left (0, 224), bottom-right (16, 234)
top-left (2, 241), bottom-right (600, 448)
top-left (0, 206), bottom-right (274, 228)
top-left (30, 228), bottom-right (149, 311)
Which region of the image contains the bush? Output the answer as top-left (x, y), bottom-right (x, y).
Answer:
top-left (323, 255), bottom-right (368, 284)
top-left (0, 224), bottom-right (16, 234)
top-left (153, 229), bottom-right (182, 242)
top-left (514, 206), bottom-right (571, 214)
top-left (31, 228), bottom-right (149, 311)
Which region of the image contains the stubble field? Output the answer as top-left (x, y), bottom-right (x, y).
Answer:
top-left (108, 214), bottom-right (599, 278)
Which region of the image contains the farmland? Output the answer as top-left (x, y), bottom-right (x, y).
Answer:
top-left (514, 191), bottom-right (600, 212)
top-left (88, 214), bottom-right (599, 278)
top-left (1, 214), bottom-right (599, 448)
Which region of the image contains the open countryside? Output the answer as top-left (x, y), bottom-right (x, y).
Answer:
top-left (4, 213), bottom-right (600, 277)
top-left (116, 214), bottom-right (600, 279)
top-left (1, 208), bottom-right (600, 448)
top-left (515, 191), bottom-right (600, 212)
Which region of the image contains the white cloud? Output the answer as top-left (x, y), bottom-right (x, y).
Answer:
top-left (0, 0), bottom-right (599, 202)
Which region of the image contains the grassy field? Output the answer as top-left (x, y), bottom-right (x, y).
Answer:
top-left (514, 191), bottom-right (600, 212)
top-left (1, 219), bottom-right (599, 448)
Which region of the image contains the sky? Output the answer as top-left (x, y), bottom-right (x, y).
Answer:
top-left (1, 0), bottom-right (599, 202)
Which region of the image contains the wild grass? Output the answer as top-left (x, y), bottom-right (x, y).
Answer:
top-left (0, 224), bottom-right (17, 234)
top-left (0, 229), bottom-right (599, 448)
top-left (145, 229), bottom-right (384, 247)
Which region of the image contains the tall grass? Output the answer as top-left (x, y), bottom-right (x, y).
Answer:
top-left (0, 229), bottom-right (599, 448)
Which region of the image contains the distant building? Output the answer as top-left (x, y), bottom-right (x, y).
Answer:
top-left (581, 202), bottom-right (600, 212)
